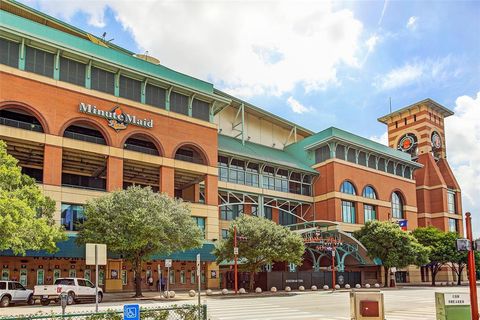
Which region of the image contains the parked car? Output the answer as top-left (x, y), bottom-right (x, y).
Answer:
top-left (0, 281), bottom-right (35, 307)
top-left (33, 278), bottom-right (103, 306)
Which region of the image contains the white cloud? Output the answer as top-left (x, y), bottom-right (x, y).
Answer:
top-left (286, 96), bottom-right (313, 114)
top-left (445, 92), bottom-right (480, 236)
top-left (374, 56), bottom-right (457, 91)
top-left (29, 0), bottom-right (364, 98)
top-left (366, 34), bottom-right (380, 53)
top-left (370, 131), bottom-right (388, 145)
top-left (406, 16), bottom-right (418, 30)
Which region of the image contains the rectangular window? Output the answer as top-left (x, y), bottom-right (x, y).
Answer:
top-left (25, 46), bottom-right (54, 77)
top-left (99, 270), bottom-right (105, 285)
top-left (220, 204), bottom-right (243, 221)
top-left (192, 99), bottom-right (210, 121)
top-left (342, 201), bottom-right (356, 223)
top-left (19, 269), bottom-right (27, 287)
top-left (60, 57), bottom-right (86, 86)
top-left (169, 270), bottom-right (175, 284)
top-left (447, 191), bottom-right (456, 214)
top-left (221, 229), bottom-right (229, 239)
top-left (121, 270), bottom-right (128, 285)
top-left (36, 269), bottom-right (44, 285)
top-left (180, 270), bottom-right (186, 284)
top-left (264, 206), bottom-right (273, 220)
top-left (145, 84), bottom-right (166, 108)
top-left (61, 203), bottom-right (86, 231)
top-left (170, 91), bottom-right (189, 115)
top-left (251, 205), bottom-right (258, 216)
top-left (53, 269), bottom-right (61, 282)
top-left (0, 38), bottom-right (19, 68)
top-left (279, 210), bottom-right (296, 226)
top-left (119, 75), bottom-right (141, 102)
top-left (1, 269), bottom-right (9, 281)
top-left (218, 156), bottom-right (229, 182)
top-left (364, 204), bottom-right (376, 222)
top-left (448, 218), bottom-right (457, 233)
top-left (83, 269), bottom-right (90, 282)
top-left (193, 217), bottom-right (206, 238)
top-left (190, 270), bottom-right (196, 284)
top-left (69, 269), bottom-right (76, 278)
top-left (91, 67), bottom-right (114, 95)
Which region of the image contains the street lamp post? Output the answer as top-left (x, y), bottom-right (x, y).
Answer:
top-left (234, 225), bottom-right (238, 295)
top-left (465, 212), bottom-right (479, 320)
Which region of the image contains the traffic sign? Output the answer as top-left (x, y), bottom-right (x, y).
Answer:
top-left (234, 247), bottom-right (239, 255)
top-left (165, 259), bottom-right (172, 268)
top-left (124, 304), bottom-right (140, 320)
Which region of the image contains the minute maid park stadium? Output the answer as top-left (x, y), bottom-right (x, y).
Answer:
top-left (0, 0), bottom-right (465, 292)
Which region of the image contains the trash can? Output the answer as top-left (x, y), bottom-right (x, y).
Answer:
top-left (435, 292), bottom-right (471, 320)
top-left (350, 289), bottom-right (385, 320)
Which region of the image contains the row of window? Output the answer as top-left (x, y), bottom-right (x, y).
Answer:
top-left (340, 181), bottom-right (377, 199)
top-left (219, 204), bottom-right (296, 226)
top-left (0, 38), bottom-right (211, 122)
top-left (218, 156), bottom-right (313, 196)
top-left (315, 144), bottom-right (413, 179)
top-left (61, 203), bottom-right (206, 236)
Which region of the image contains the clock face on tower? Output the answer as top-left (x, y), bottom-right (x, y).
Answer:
top-left (431, 131), bottom-right (442, 150)
top-left (397, 133), bottom-right (418, 156)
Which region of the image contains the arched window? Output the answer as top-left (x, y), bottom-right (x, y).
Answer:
top-left (124, 134), bottom-right (160, 156)
top-left (391, 192), bottom-right (404, 219)
top-left (0, 108), bottom-right (44, 132)
top-left (340, 180), bottom-right (356, 195)
top-left (362, 186), bottom-right (377, 199)
top-left (63, 122), bottom-right (107, 145)
top-left (174, 145), bottom-right (207, 165)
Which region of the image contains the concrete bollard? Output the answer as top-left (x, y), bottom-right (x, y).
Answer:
top-left (374, 283), bottom-right (380, 288)
top-left (270, 287), bottom-right (277, 292)
top-left (335, 284), bottom-right (340, 290)
top-left (206, 289), bottom-right (213, 296)
top-left (285, 286), bottom-right (291, 292)
top-left (323, 285), bottom-right (329, 290)
top-left (221, 289), bottom-right (229, 295)
top-left (311, 285), bottom-right (318, 291)
top-left (355, 284), bottom-right (361, 289)
top-left (188, 290), bottom-right (196, 297)
top-left (169, 291), bottom-right (175, 298)
top-left (239, 288), bottom-right (246, 294)
top-left (299, 286), bottom-right (305, 291)
top-left (255, 287), bottom-right (262, 293)
top-left (365, 284), bottom-right (371, 288)
top-left (345, 284), bottom-right (351, 289)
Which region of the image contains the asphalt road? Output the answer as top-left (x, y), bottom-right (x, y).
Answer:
top-left (0, 286), bottom-right (478, 319)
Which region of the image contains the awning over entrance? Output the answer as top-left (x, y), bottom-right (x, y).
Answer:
top-left (0, 234), bottom-right (216, 261)
top-left (290, 220), bottom-right (377, 272)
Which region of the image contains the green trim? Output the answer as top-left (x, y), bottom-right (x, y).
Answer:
top-left (53, 49), bottom-right (60, 80)
top-left (18, 37), bottom-right (25, 70)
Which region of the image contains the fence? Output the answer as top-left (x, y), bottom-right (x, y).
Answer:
top-left (0, 305), bottom-right (207, 320)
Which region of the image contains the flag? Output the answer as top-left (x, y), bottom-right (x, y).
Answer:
top-left (398, 220), bottom-right (408, 231)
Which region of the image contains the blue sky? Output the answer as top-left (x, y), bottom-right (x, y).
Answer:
top-left (23, 0), bottom-right (480, 235)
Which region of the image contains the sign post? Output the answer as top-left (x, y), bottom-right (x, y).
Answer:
top-left (165, 259), bottom-right (172, 299)
top-left (332, 249), bottom-right (336, 290)
top-left (86, 243), bottom-right (107, 313)
top-left (196, 254), bottom-right (201, 320)
top-left (234, 226), bottom-right (238, 295)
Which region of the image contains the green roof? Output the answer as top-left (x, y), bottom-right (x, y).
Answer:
top-left (0, 10), bottom-right (214, 95)
top-left (0, 234), bottom-right (216, 261)
top-left (285, 127), bottom-right (421, 166)
top-left (218, 134), bottom-right (317, 174)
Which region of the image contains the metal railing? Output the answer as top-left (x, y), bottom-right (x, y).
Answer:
top-left (124, 143), bottom-right (159, 156)
top-left (0, 117), bottom-right (43, 132)
top-left (0, 304), bottom-right (207, 320)
top-left (63, 131), bottom-right (106, 145)
top-left (174, 154), bottom-right (204, 164)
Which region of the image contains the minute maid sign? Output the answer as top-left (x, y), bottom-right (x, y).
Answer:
top-left (79, 102), bottom-right (153, 131)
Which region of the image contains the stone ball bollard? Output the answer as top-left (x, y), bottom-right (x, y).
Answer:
top-left (311, 285), bottom-right (318, 291)
top-left (255, 287), bottom-right (262, 293)
top-left (323, 285), bottom-right (329, 290)
top-left (168, 291), bottom-right (175, 298)
top-left (221, 289), bottom-right (229, 295)
top-left (345, 284), bottom-right (351, 289)
top-left (365, 284), bottom-right (371, 288)
top-left (188, 290), bottom-right (196, 297)
top-left (206, 289), bottom-right (213, 296)
top-left (239, 288), bottom-right (246, 294)
top-left (374, 283), bottom-right (380, 288)
top-left (334, 284), bottom-right (340, 290)
top-left (270, 287), bottom-right (277, 292)
top-left (285, 286), bottom-right (291, 292)
top-left (355, 284), bottom-right (361, 289)
top-left (299, 286), bottom-right (305, 291)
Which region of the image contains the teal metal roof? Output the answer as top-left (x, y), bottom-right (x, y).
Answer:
top-left (218, 134), bottom-right (317, 174)
top-left (285, 127), bottom-right (420, 166)
top-left (0, 234), bottom-right (216, 261)
top-left (0, 10), bottom-right (214, 95)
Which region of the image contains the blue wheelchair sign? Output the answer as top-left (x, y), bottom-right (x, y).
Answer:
top-left (124, 304), bottom-right (140, 320)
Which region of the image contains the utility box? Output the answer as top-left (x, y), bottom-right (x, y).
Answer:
top-left (435, 292), bottom-right (471, 320)
top-left (350, 289), bottom-right (385, 320)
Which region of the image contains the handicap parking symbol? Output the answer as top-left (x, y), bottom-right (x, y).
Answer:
top-left (124, 304), bottom-right (140, 320)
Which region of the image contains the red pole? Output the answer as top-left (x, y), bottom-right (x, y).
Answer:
top-left (332, 247), bottom-right (336, 290)
top-left (465, 212), bottom-right (479, 320)
top-left (234, 225), bottom-right (238, 295)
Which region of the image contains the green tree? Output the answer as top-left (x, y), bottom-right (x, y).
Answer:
top-left (412, 227), bottom-right (458, 286)
top-left (77, 186), bottom-right (203, 297)
top-left (213, 215), bottom-right (305, 291)
top-left (354, 220), bottom-right (429, 286)
top-left (0, 140), bottom-right (65, 255)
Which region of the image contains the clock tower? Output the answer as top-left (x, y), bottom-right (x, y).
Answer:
top-left (378, 99), bottom-right (463, 234)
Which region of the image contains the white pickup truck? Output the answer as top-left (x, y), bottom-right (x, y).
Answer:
top-left (33, 278), bottom-right (103, 306)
